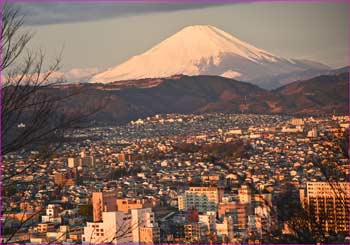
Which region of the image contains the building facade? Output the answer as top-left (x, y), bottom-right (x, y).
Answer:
top-left (303, 182), bottom-right (350, 233)
top-left (178, 187), bottom-right (224, 212)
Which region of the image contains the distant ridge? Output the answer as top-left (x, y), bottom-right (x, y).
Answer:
top-left (34, 71), bottom-right (349, 123)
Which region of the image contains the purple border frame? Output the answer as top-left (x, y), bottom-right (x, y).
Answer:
top-left (0, 0), bottom-right (349, 244)
top-left (1, 0), bottom-right (350, 2)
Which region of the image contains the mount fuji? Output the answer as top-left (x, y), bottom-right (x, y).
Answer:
top-left (90, 25), bottom-right (329, 86)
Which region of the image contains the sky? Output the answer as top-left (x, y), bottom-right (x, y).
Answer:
top-left (10, 1), bottom-right (349, 80)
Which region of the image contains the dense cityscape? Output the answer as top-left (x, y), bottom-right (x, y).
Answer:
top-left (1, 2), bottom-right (349, 244)
top-left (2, 113), bottom-right (349, 244)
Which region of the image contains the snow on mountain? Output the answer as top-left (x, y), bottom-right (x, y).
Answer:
top-left (220, 70), bottom-right (242, 79)
top-left (91, 25), bottom-right (329, 84)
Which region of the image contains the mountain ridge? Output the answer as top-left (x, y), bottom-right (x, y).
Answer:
top-left (41, 71), bottom-right (349, 124)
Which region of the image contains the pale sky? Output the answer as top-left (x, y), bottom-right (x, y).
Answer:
top-left (13, 1), bottom-right (349, 75)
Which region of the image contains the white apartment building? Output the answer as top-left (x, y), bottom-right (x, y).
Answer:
top-left (82, 208), bottom-right (159, 244)
top-left (41, 204), bottom-right (62, 224)
top-left (131, 208), bottom-right (160, 244)
top-left (82, 211), bottom-right (132, 244)
top-left (178, 187), bottom-right (224, 212)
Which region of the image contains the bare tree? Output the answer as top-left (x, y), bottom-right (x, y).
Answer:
top-left (1, 3), bottom-right (100, 243)
top-left (1, 3), bottom-right (87, 157)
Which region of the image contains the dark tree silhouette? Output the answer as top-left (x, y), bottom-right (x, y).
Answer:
top-left (1, 3), bottom-right (100, 243)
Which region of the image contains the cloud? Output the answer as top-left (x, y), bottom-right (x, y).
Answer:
top-left (48, 67), bottom-right (102, 84)
top-left (1, 67), bottom-right (102, 84)
top-left (11, 2), bottom-right (235, 26)
top-left (62, 67), bottom-right (102, 83)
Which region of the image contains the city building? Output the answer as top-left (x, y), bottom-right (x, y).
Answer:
top-left (238, 185), bottom-right (251, 204)
top-left (82, 211), bottom-right (132, 244)
top-left (116, 198), bottom-right (153, 213)
top-left (218, 202), bottom-right (248, 230)
top-left (198, 211), bottom-right (216, 232)
top-left (54, 172), bottom-right (75, 186)
top-left (92, 191), bottom-right (117, 222)
top-left (41, 204), bottom-right (62, 224)
top-left (178, 187), bottom-right (224, 212)
top-left (184, 222), bottom-right (208, 242)
top-left (302, 182), bottom-right (350, 233)
top-left (131, 208), bottom-right (160, 244)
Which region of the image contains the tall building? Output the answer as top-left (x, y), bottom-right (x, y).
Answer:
top-left (238, 185), bottom-right (251, 204)
top-left (254, 205), bottom-right (274, 237)
top-left (139, 226), bottom-right (160, 244)
top-left (116, 152), bottom-right (133, 162)
top-left (116, 153), bottom-right (126, 162)
top-left (198, 211), bottom-right (216, 232)
top-left (302, 182), bottom-right (350, 233)
top-left (83, 208), bottom-right (159, 244)
top-left (82, 211), bottom-right (132, 244)
top-left (80, 150), bottom-right (86, 158)
top-left (67, 157), bottom-right (77, 168)
top-left (131, 208), bottom-right (160, 244)
top-left (92, 192), bottom-right (117, 222)
top-left (218, 202), bottom-right (248, 230)
top-left (93, 193), bottom-right (155, 222)
top-left (216, 216), bottom-right (234, 240)
top-left (178, 187), bottom-right (224, 212)
top-left (184, 222), bottom-right (208, 242)
top-left (68, 152), bottom-right (95, 169)
top-left (54, 172), bottom-right (75, 186)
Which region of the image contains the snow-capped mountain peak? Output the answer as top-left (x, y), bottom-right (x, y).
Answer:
top-left (91, 25), bottom-right (328, 84)
top-left (144, 25), bottom-right (279, 63)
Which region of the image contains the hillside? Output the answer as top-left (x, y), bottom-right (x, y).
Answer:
top-left (21, 72), bottom-right (349, 124)
top-left (274, 72), bottom-right (349, 114)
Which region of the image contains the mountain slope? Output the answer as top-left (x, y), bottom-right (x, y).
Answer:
top-left (273, 72), bottom-right (349, 114)
top-left (91, 25), bottom-right (329, 84)
top-left (72, 75), bottom-right (267, 123)
top-left (43, 72), bottom-right (348, 124)
top-left (251, 66), bottom-right (349, 90)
